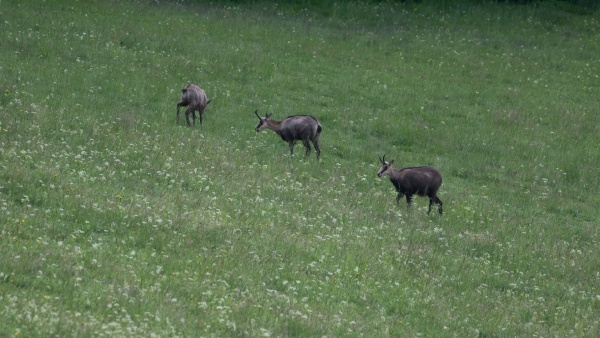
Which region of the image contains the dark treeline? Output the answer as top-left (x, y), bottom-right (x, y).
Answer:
top-left (197, 0), bottom-right (599, 10)
top-left (496, 0), bottom-right (598, 8)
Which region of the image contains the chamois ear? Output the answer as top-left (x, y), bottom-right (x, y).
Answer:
top-left (266, 113), bottom-right (272, 119)
top-left (389, 160), bottom-right (394, 165)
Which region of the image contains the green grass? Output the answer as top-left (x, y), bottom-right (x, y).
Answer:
top-left (1, 0), bottom-right (599, 336)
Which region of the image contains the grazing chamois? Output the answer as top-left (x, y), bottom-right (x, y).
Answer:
top-left (377, 154), bottom-right (443, 215)
top-left (176, 83), bottom-right (211, 126)
top-left (254, 110), bottom-right (322, 159)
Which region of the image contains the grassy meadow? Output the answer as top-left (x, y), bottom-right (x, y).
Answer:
top-left (1, 0), bottom-right (600, 336)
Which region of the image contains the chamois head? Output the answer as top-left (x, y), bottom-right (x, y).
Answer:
top-left (254, 110), bottom-right (272, 132)
top-left (377, 154), bottom-right (395, 177)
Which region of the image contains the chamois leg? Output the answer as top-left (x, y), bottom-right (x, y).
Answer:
top-left (198, 108), bottom-right (205, 125)
top-left (176, 104), bottom-right (182, 124)
top-left (185, 107), bottom-right (195, 126)
top-left (302, 140), bottom-right (312, 157)
top-left (427, 196), bottom-right (443, 215)
top-left (435, 196), bottom-right (443, 215)
top-left (312, 138), bottom-right (321, 159)
top-left (396, 193), bottom-right (404, 205)
top-left (405, 195), bottom-right (413, 209)
top-left (288, 141), bottom-right (296, 157)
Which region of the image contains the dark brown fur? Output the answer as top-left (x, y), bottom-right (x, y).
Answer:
top-left (377, 155), bottom-right (443, 215)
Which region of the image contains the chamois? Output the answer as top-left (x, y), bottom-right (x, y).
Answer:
top-left (377, 155), bottom-right (443, 215)
top-left (176, 83), bottom-right (211, 126)
top-left (254, 110), bottom-right (322, 159)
